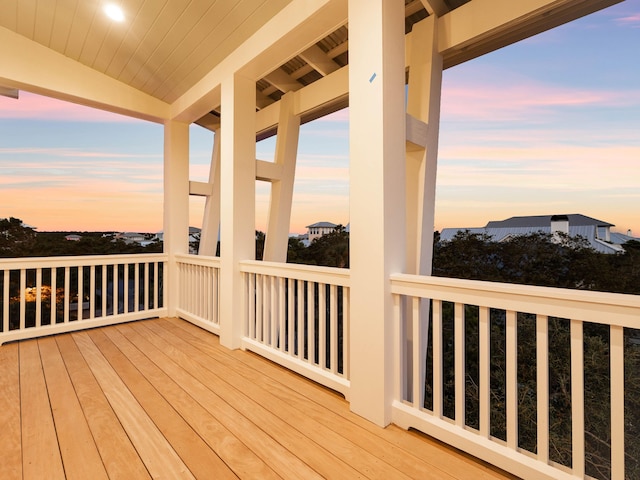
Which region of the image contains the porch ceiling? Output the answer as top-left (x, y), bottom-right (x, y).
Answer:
top-left (0, 0), bottom-right (622, 126)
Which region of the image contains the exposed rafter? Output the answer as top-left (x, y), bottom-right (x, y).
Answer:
top-left (419, 0), bottom-right (450, 16)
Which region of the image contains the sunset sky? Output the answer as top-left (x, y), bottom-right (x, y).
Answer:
top-left (1, 1), bottom-right (639, 236)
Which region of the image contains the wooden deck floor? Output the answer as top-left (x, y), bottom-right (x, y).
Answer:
top-left (0, 317), bottom-right (518, 479)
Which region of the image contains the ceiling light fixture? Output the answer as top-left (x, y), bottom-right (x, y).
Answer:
top-left (104, 3), bottom-right (125, 22)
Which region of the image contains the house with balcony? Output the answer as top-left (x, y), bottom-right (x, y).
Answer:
top-left (306, 221), bottom-right (339, 243)
top-left (1, 1), bottom-right (638, 480)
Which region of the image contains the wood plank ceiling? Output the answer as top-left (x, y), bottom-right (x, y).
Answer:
top-left (0, 0), bottom-right (456, 117)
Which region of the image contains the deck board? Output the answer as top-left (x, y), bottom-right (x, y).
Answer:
top-left (54, 334), bottom-right (152, 479)
top-left (0, 343), bottom-right (21, 480)
top-left (20, 340), bottom-right (66, 480)
top-left (0, 318), bottom-right (519, 480)
top-left (38, 337), bottom-right (109, 480)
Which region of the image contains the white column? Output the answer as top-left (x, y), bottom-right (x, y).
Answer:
top-left (348, 0), bottom-right (406, 426)
top-left (163, 120), bottom-right (190, 317)
top-left (219, 73), bottom-right (256, 349)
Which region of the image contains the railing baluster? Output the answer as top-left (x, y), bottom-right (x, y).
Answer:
top-left (506, 310), bottom-right (518, 449)
top-left (51, 267), bottom-right (57, 324)
top-left (479, 306), bottom-right (490, 437)
top-left (2, 270), bottom-right (8, 331)
top-left (35, 268), bottom-right (42, 328)
top-left (342, 286), bottom-right (350, 379)
top-left (270, 276), bottom-right (277, 348)
top-left (19, 269), bottom-right (26, 330)
top-left (308, 281), bottom-right (315, 365)
top-left (287, 278), bottom-right (294, 354)
top-left (454, 302), bottom-right (465, 426)
top-left (330, 284), bottom-right (338, 374)
top-left (144, 262), bottom-right (149, 311)
top-left (297, 280), bottom-right (304, 359)
top-left (610, 324), bottom-right (625, 480)
top-left (134, 262), bottom-right (140, 313)
top-left (77, 266), bottom-right (84, 321)
top-left (89, 265), bottom-right (96, 320)
top-left (536, 315), bottom-right (549, 464)
top-left (571, 319), bottom-right (585, 477)
top-left (64, 266), bottom-right (70, 323)
top-left (433, 299), bottom-right (443, 418)
top-left (153, 261), bottom-right (159, 312)
top-left (278, 277), bottom-right (286, 352)
top-left (102, 264), bottom-right (107, 317)
top-left (248, 273), bottom-right (256, 339)
top-left (318, 282), bottom-right (327, 370)
top-left (257, 274), bottom-right (264, 342)
top-left (412, 296), bottom-right (422, 409)
top-left (112, 264), bottom-right (118, 316)
top-left (123, 263), bottom-right (129, 314)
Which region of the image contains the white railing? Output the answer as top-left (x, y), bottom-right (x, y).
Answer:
top-left (0, 253), bottom-right (167, 345)
top-left (240, 260), bottom-right (350, 398)
top-left (175, 254), bottom-right (221, 334)
top-left (391, 274), bottom-right (640, 480)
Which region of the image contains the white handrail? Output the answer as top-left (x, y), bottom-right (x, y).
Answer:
top-left (241, 260), bottom-right (350, 398)
top-left (391, 273), bottom-right (640, 480)
top-left (0, 254), bottom-right (167, 345)
top-left (175, 254), bottom-right (221, 334)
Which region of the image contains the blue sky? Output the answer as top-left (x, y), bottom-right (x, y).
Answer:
top-left (1, 1), bottom-right (639, 235)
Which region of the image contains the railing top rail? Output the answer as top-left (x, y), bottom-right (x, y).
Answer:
top-left (175, 253), bottom-right (221, 267)
top-left (240, 260), bottom-right (350, 286)
top-left (0, 253), bottom-right (168, 270)
top-left (390, 273), bottom-right (640, 328)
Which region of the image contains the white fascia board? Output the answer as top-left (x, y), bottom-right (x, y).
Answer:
top-left (171, 0), bottom-right (348, 124)
top-left (0, 27), bottom-right (170, 123)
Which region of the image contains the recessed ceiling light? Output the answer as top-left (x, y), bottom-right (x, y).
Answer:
top-left (104, 3), bottom-right (125, 22)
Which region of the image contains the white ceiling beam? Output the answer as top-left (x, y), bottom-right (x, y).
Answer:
top-left (256, 65), bottom-right (348, 138)
top-left (172, 0), bottom-right (348, 123)
top-left (0, 27), bottom-right (170, 122)
top-left (419, 0), bottom-right (449, 16)
top-left (299, 45), bottom-right (340, 76)
top-left (436, 0), bottom-right (622, 67)
top-left (205, 0), bottom-right (618, 137)
top-left (264, 68), bottom-right (304, 93)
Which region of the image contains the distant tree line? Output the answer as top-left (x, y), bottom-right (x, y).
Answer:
top-left (432, 231), bottom-right (640, 480)
top-left (255, 224), bottom-right (349, 268)
top-left (0, 217), bottom-right (161, 258)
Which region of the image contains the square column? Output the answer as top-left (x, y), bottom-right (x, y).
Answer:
top-left (219, 73), bottom-right (256, 349)
top-left (163, 120), bottom-right (190, 317)
top-left (348, 0), bottom-right (406, 426)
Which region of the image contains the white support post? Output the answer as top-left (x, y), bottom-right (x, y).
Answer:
top-left (406, 15), bottom-right (443, 276)
top-left (349, 0), bottom-right (406, 426)
top-left (403, 12), bottom-right (444, 420)
top-left (219, 73), bottom-right (256, 350)
top-left (263, 92), bottom-right (300, 263)
top-left (199, 128), bottom-right (221, 256)
top-left (163, 120), bottom-right (190, 317)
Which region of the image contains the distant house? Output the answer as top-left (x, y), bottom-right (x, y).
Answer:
top-left (114, 232), bottom-right (146, 244)
top-left (152, 227), bottom-right (201, 253)
top-left (440, 214), bottom-right (638, 254)
top-left (306, 221), bottom-right (338, 243)
top-left (64, 234), bottom-right (82, 242)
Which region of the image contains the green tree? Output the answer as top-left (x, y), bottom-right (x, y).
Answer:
top-left (0, 217), bottom-right (37, 257)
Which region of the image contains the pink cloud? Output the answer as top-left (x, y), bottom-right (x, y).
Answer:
top-left (0, 91), bottom-right (139, 122)
top-left (615, 14), bottom-right (640, 26)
